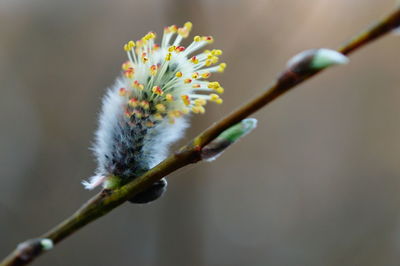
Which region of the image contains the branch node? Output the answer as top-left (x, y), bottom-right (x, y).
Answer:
top-left (14, 238), bottom-right (53, 263)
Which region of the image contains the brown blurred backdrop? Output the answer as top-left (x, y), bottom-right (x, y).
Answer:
top-left (1, 0), bottom-right (400, 265)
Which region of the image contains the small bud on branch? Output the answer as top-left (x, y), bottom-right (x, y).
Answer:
top-left (287, 48), bottom-right (349, 73)
top-left (277, 49), bottom-right (348, 88)
top-left (6, 238), bottom-right (53, 265)
top-left (201, 118), bottom-right (257, 161)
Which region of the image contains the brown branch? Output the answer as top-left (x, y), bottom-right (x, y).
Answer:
top-left (2, 6), bottom-right (400, 266)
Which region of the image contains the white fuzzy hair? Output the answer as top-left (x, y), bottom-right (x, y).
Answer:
top-left (83, 78), bottom-right (188, 189)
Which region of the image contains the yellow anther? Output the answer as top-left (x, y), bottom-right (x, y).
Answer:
top-left (218, 63), bottom-right (227, 72)
top-left (150, 65), bottom-right (158, 76)
top-left (177, 27), bottom-right (189, 38)
top-left (168, 46), bottom-right (176, 52)
top-left (175, 46), bottom-right (185, 52)
top-left (124, 68), bottom-right (135, 79)
top-left (152, 86), bottom-right (163, 95)
top-left (153, 113), bottom-right (163, 121)
top-left (194, 99), bottom-right (207, 106)
top-left (184, 21), bottom-right (193, 30)
top-left (124, 110), bottom-right (132, 118)
top-left (175, 71), bottom-right (183, 78)
top-left (133, 81), bottom-right (144, 90)
top-left (211, 56), bottom-right (219, 64)
top-left (128, 98), bottom-right (138, 107)
top-left (203, 36), bottom-right (214, 43)
top-left (208, 82), bottom-right (219, 89)
top-left (165, 53), bottom-right (172, 61)
top-left (190, 56), bottom-right (199, 64)
top-left (184, 78), bottom-right (192, 84)
top-left (194, 35), bottom-right (202, 42)
top-left (133, 110), bottom-right (143, 119)
top-left (209, 94), bottom-right (223, 104)
top-left (147, 32), bottom-right (156, 39)
top-left (128, 41), bottom-right (135, 49)
top-left (166, 93), bottom-right (174, 101)
top-left (123, 44), bottom-right (130, 52)
top-left (216, 87), bottom-right (224, 94)
top-left (122, 61), bottom-right (131, 71)
top-left (140, 101), bottom-right (150, 109)
top-left (201, 72), bottom-right (211, 79)
top-left (181, 95), bottom-right (190, 106)
top-left (211, 49), bottom-right (222, 56)
top-left (191, 72), bottom-right (199, 79)
top-left (207, 82), bottom-right (221, 89)
top-left (155, 104), bottom-right (166, 112)
top-left (210, 94), bottom-right (219, 101)
top-left (169, 25), bottom-right (178, 33)
top-left (205, 59), bottom-right (213, 66)
top-left (192, 106), bottom-right (205, 114)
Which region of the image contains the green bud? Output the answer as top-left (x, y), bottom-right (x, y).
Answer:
top-left (286, 48), bottom-right (349, 74)
top-left (311, 49), bottom-right (349, 69)
top-left (40, 239), bottom-right (53, 251)
top-left (201, 118), bottom-right (257, 161)
top-left (103, 175), bottom-right (121, 189)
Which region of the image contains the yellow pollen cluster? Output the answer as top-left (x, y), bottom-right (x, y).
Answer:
top-left (120, 22), bottom-right (226, 125)
top-left (150, 65), bottom-right (158, 75)
top-left (181, 95), bottom-right (190, 106)
top-left (208, 81), bottom-right (224, 94)
top-left (152, 86), bottom-right (163, 95)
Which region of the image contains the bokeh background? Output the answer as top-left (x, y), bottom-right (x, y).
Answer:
top-left (1, 0), bottom-right (400, 265)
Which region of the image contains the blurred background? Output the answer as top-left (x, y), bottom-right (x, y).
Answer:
top-left (1, 0), bottom-right (400, 265)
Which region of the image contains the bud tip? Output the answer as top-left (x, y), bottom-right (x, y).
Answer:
top-left (287, 48), bottom-right (349, 73)
top-left (201, 118), bottom-right (258, 161)
top-left (40, 239), bottom-right (53, 251)
top-left (311, 49), bottom-right (349, 69)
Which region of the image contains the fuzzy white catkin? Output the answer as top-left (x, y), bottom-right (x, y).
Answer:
top-left (82, 22), bottom-right (226, 190)
top-left (82, 79), bottom-right (188, 190)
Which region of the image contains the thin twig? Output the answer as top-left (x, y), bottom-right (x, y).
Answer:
top-left (1, 6), bottom-right (400, 266)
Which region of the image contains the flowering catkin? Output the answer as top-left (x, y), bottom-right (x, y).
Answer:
top-left (82, 22), bottom-right (226, 200)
